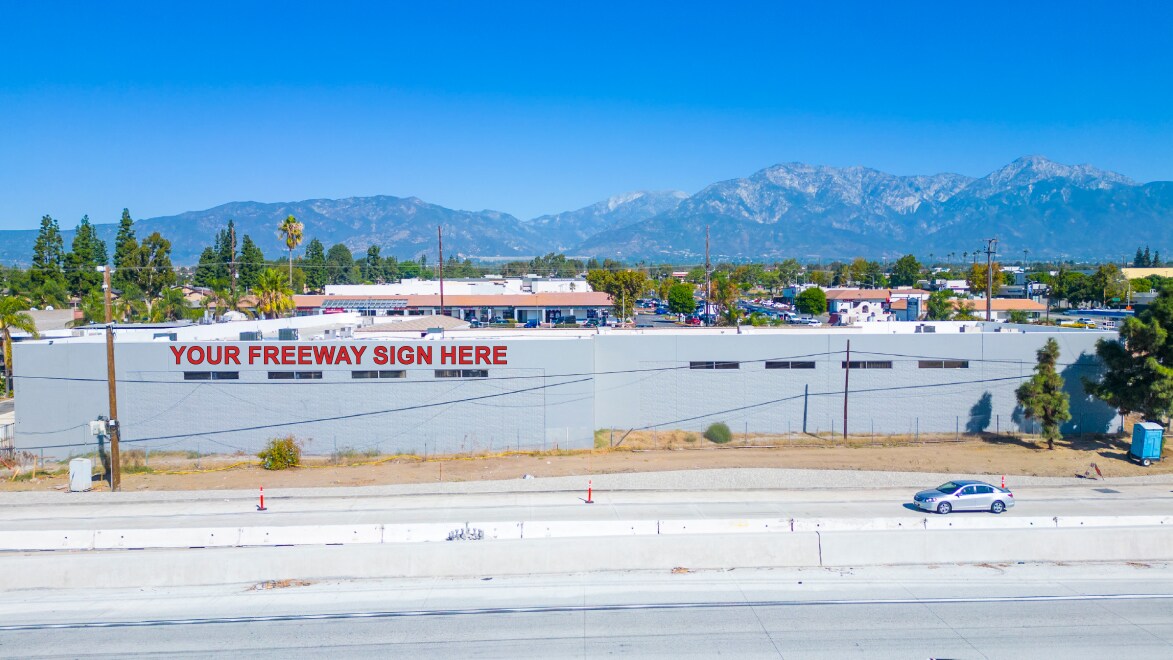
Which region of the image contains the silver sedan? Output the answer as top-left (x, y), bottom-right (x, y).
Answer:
top-left (912, 480), bottom-right (1015, 514)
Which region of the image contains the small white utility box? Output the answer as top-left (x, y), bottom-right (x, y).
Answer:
top-left (69, 458), bottom-right (93, 492)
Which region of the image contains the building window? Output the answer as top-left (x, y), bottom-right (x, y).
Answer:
top-left (841, 361), bottom-right (893, 369)
top-left (689, 361), bottom-right (740, 370)
top-left (267, 371), bottom-right (323, 380)
top-left (183, 371), bottom-right (239, 380)
top-left (435, 369), bottom-right (489, 378)
top-left (765, 361), bottom-right (817, 369)
top-left (351, 370), bottom-right (407, 379)
top-left (918, 360), bottom-right (969, 369)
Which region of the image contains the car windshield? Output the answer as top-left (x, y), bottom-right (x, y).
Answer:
top-left (934, 481), bottom-right (964, 494)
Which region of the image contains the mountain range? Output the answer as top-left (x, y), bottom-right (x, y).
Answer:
top-left (1, 156), bottom-right (1169, 265)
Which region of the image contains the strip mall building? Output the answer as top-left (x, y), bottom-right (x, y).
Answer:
top-left (13, 314), bottom-right (1119, 457)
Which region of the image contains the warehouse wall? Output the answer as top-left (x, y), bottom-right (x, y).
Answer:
top-left (15, 335), bottom-right (596, 458)
top-left (15, 326), bottom-right (1117, 457)
top-left (592, 327), bottom-right (1116, 438)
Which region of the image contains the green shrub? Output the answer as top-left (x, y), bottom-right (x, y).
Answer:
top-left (259, 435), bottom-right (303, 470)
top-left (703, 422), bottom-right (733, 444)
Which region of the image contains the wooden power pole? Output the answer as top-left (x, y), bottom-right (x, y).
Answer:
top-left (438, 225), bottom-right (445, 317)
top-left (843, 339), bottom-right (851, 440)
top-left (226, 223), bottom-right (237, 299)
top-left (704, 226), bottom-right (711, 326)
top-left (984, 238), bottom-right (998, 322)
top-left (101, 266), bottom-right (121, 491)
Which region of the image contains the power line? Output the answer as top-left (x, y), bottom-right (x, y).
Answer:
top-left (14, 376), bottom-right (594, 451)
top-left (13, 367), bottom-right (1048, 452)
top-left (633, 375), bottom-right (1031, 431)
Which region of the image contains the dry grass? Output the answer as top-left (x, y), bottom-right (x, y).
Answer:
top-left (1, 429), bottom-right (1165, 492)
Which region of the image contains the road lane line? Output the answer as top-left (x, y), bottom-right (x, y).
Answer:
top-left (2, 593), bottom-right (1172, 632)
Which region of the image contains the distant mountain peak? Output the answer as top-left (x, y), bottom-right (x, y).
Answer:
top-left (601, 189), bottom-right (688, 212)
top-left (0, 156), bottom-right (1163, 266)
top-left (971, 155), bottom-right (1135, 196)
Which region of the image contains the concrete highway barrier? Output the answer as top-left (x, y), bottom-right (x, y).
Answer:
top-left (0, 534), bottom-right (825, 589)
top-left (818, 526), bottom-right (1173, 566)
top-left (2, 515), bottom-right (1173, 552)
top-left (4, 526), bottom-right (1173, 590)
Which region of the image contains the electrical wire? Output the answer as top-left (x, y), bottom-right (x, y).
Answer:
top-left (14, 376), bottom-right (594, 451)
top-left (633, 375), bottom-right (1031, 431)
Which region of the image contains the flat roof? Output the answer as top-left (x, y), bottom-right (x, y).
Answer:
top-left (295, 292), bottom-right (612, 308)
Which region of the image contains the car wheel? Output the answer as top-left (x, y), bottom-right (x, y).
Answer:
top-left (936, 502), bottom-right (951, 515)
top-left (991, 501), bottom-right (1005, 514)
top-left (1142, 458), bottom-right (1152, 467)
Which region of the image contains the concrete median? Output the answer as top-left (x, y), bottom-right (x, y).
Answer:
top-left (4, 524), bottom-right (1173, 589)
top-left (818, 526), bottom-right (1173, 566)
top-left (0, 533), bottom-right (825, 590)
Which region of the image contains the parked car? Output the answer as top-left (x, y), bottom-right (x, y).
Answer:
top-left (912, 480), bottom-right (1015, 514)
top-left (685, 316), bottom-right (702, 326)
top-left (654, 306), bottom-right (669, 315)
top-left (583, 319), bottom-right (600, 328)
top-left (490, 317), bottom-right (508, 325)
top-left (523, 319), bottom-right (539, 328)
top-left (469, 319), bottom-right (484, 328)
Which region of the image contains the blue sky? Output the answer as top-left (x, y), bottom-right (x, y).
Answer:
top-left (1, 1), bottom-right (1171, 230)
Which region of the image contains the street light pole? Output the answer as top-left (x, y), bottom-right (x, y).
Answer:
top-left (100, 266), bottom-right (121, 491)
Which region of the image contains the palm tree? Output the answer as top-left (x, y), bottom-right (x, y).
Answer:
top-left (150, 288), bottom-right (192, 322)
top-left (277, 215), bottom-right (304, 288)
top-left (205, 287), bottom-right (253, 320)
top-left (69, 290), bottom-right (106, 327)
top-left (255, 268), bottom-right (294, 319)
top-left (712, 274), bottom-right (742, 326)
top-left (112, 283), bottom-right (147, 323)
top-left (0, 296), bottom-right (38, 398)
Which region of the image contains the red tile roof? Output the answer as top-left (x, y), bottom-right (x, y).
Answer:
top-left (824, 288), bottom-right (929, 301)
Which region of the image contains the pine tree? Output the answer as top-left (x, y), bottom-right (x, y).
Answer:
top-left (192, 247), bottom-right (219, 287)
top-left (132, 232), bottom-right (176, 314)
top-left (1135, 248), bottom-right (1146, 268)
top-left (382, 255), bottom-right (399, 282)
top-left (1155, 251), bottom-right (1163, 268)
top-left (303, 239), bottom-right (327, 292)
top-left (1016, 338), bottom-right (1071, 450)
top-left (362, 245), bottom-right (382, 282)
top-left (215, 220), bottom-right (238, 286)
top-left (65, 215), bottom-right (107, 297)
top-left (238, 235), bottom-right (265, 291)
top-left (1144, 247), bottom-right (1152, 267)
top-left (112, 209), bottom-right (138, 290)
top-left (31, 215), bottom-right (66, 289)
top-left (325, 243), bottom-right (354, 285)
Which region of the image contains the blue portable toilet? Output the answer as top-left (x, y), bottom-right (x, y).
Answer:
top-left (1130, 422), bottom-right (1165, 466)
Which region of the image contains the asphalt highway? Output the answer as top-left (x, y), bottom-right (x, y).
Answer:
top-left (1, 481), bottom-right (1170, 532)
top-left (3, 564), bottom-right (1171, 658)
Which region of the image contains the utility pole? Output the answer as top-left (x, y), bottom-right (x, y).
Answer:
top-left (984, 238), bottom-right (998, 322)
top-left (437, 225), bottom-right (445, 317)
top-left (228, 223), bottom-right (238, 300)
top-left (842, 339), bottom-right (851, 440)
top-left (704, 226), bottom-right (711, 326)
top-left (101, 266), bottom-right (121, 491)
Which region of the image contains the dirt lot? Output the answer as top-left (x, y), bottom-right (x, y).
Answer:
top-left (2, 431), bottom-right (1167, 492)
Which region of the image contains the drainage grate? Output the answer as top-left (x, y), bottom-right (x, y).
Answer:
top-left (1093, 488), bottom-right (1121, 494)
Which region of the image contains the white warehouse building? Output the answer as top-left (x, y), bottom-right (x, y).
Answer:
top-left (12, 317), bottom-right (1119, 457)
